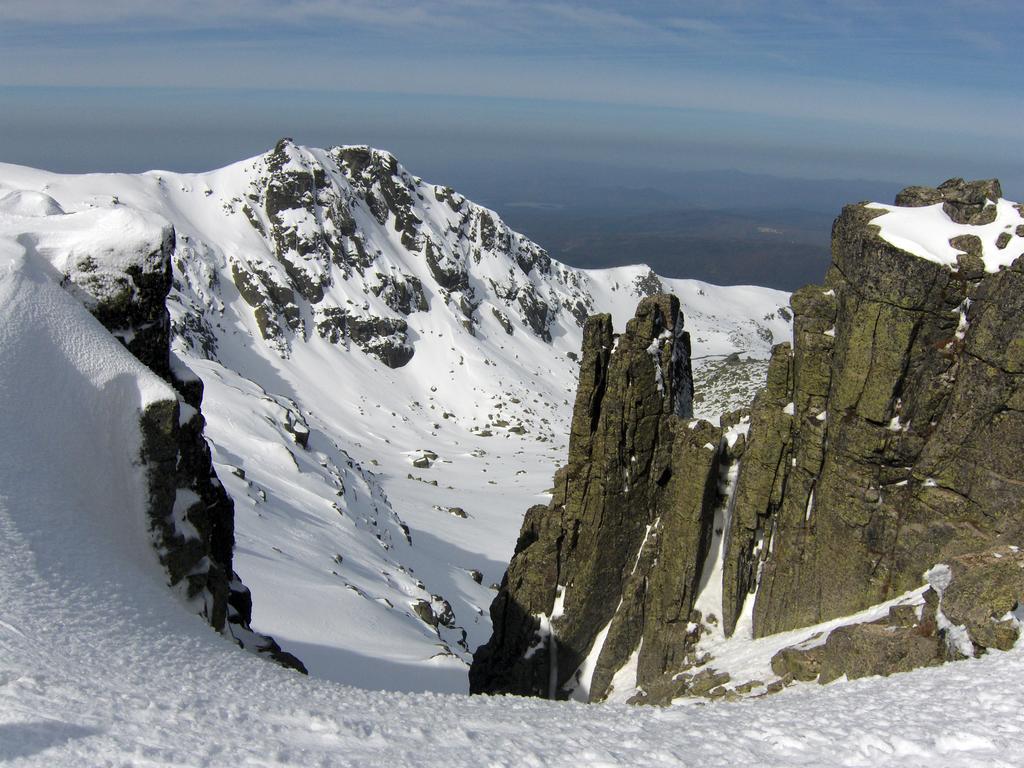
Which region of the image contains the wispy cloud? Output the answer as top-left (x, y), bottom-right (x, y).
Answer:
top-left (0, 0), bottom-right (1017, 61)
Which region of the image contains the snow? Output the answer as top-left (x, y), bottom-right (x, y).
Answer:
top-left (691, 587), bottom-right (930, 691)
top-left (692, 450), bottom-right (741, 640)
top-left (955, 298), bottom-right (972, 341)
top-left (566, 606), bottom-right (617, 702)
top-left (605, 640), bottom-right (643, 702)
top-left (866, 199), bottom-right (1024, 271)
top-left (725, 416), bottom-right (751, 446)
top-left (0, 188), bottom-right (65, 216)
top-left (3, 160), bottom-right (1024, 766)
top-left (925, 564), bottom-right (976, 658)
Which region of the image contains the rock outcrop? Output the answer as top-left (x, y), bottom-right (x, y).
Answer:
top-left (729, 178), bottom-right (1024, 638)
top-left (216, 138), bottom-right (570, 366)
top-left (471, 294), bottom-right (739, 701)
top-left (64, 218), bottom-right (305, 673)
top-left (472, 178), bottom-right (1024, 702)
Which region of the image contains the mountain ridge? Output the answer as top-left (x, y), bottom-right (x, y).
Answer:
top-left (0, 140), bottom-right (791, 690)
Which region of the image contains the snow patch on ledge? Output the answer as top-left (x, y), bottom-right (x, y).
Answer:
top-left (865, 199), bottom-right (1024, 272)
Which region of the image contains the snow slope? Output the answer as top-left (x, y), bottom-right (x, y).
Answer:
top-left (0, 145), bottom-right (791, 692)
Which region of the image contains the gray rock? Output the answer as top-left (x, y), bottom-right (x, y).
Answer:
top-left (816, 623), bottom-right (944, 684)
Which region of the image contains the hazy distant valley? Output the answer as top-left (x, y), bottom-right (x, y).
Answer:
top-left (495, 170), bottom-right (903, 290)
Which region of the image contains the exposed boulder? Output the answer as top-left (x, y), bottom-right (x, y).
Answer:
top-left (769, 544), bottom-right (1024, 685)
top-left (311, 306), bottom-right (415, 368)
top-left (770, 643), bottom-right (824, 682)
top-left (346, 315), bottom-right (415, 368)
top-left (815, 621), bottom-right (944, 684)
top-left (370, 272), bottom-right (429, 315)
top-left (894, 177), bottom-right (1002, 225)
top-left (491, 307), bottom-right (515, 335)
top-left (515, 283), bottom-right (555, 342)
top-left (934, 546), bottom-right (1024, 654)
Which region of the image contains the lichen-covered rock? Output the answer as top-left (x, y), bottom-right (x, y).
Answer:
top-left (472, 294), bottom-right (735, 702)
top-left (722, 179), bottom-right (1024, 639)
top-left (894, 177), bottom-right (1001, 225)
top-left (770, 643), bottom-right (824, 682)
top-left (721, 343), bottom-right (795, 637)
top-left (816, 622), bottom-right (944, 684)
top-left (937, 546), bottom-right (1024, 653)
top-left (769, 546), bottom-right (1024, 685)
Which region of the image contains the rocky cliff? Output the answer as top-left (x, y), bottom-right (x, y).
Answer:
top-left (733, 178), bottom-right (1024, 638)
top-left (471, 178), bottom-right (1024, 702)
top-left (470, 294), bottom-right (744, 700)
top-left (57, 207), bottom-right (304, 672)
top-left (195, 137), bottom-right (576, 365)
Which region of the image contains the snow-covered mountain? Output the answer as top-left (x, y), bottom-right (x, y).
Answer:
top-left (0, 140), bottom-right (791, 692)
top-left (4, 149), bottom-right (1024, 767)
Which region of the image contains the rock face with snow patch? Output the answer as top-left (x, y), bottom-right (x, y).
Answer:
top-left (471, 294), bottom-right (742, 701)
top-left (727, 178), bottom-right (1024, 638)
top-left (771, 544), bottom-right (1024, 685)
top-left (59, 214), bottom-right (304, 672)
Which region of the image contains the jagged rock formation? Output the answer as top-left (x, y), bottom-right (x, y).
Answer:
top-left (3, 145), bottom-right (794, 689)
top-left (471, 294), bottom-right (738, 700)
top-left (211, 138), bottom-right (577, 365)
top-left (472, 178), bottom-right (1024, 703)
top-left (61, 215), bottom-right (305, 672)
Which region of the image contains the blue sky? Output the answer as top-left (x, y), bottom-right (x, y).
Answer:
top-left (1, 1), bottom-right (1021, 198)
